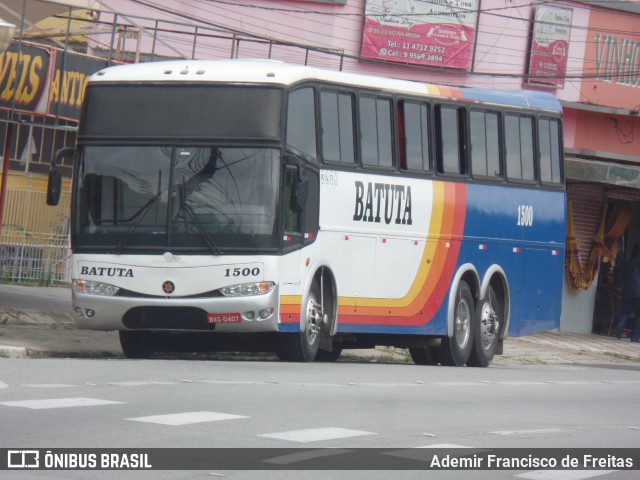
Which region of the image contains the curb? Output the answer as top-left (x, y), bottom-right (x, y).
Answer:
top-left (0, 345), bottom-right (28, 358)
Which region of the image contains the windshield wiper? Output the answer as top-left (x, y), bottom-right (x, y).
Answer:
top-left (179, 179), bottom-right (222, 255)
top-left (114, 172), bottom-right (164, 254)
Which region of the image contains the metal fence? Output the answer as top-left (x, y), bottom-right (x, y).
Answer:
top-left (0, 190), bottom-right (71, 285)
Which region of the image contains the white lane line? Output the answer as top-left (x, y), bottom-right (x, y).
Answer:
top-left (108, 381), bottom-right (177, 386)
top-left (0, 380), bottom-right (8, 390)
top-left (22, 384), bottom-right (76, 388)
top-left (430, 382), bottom-right (488, 386)
top-left (417, 444), bottom-right (473, 448)
top-left (0, 397), bottom-right (123, 409)
top-left (264, 449), bottom-right (354, 465)
top-left (128, 411), bottom-right (249, 426)
top-left (258, 427), bottom-right (376, 443)
top-left (516, 470), bottom-right (617, 479)
top-left (489, 428), bottom-right (565, 436)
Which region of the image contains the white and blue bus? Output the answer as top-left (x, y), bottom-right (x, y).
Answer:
top-left (47, 60), bottom-right (565, 366)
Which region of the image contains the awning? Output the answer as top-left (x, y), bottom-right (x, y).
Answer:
top-left (565, 148), bottom-right (640, 189)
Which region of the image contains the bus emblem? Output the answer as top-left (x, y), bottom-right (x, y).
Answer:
top-left (162, 280), bottom-right (176, 294)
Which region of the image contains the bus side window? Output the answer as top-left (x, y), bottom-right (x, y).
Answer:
top-left (470, 110), bottom-right (502, 179)
top-left (539, 117), bottom-right (562, 184)
top-left (286, 87), bottom-right (317, 160)
top-left (505, 114), bottom-right (535, 182)
top-left (400, 100), bottom-right (430, 172)
top-left (359, 96), bottom-right (393, 168)
top-left (435, 105), bottom-right (466, 175)
top-left (320, 90), bottom-right (355, 164)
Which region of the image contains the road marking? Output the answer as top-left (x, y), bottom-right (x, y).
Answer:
top-left (128, 411), bottom-right (249, 426)
top-left (0, 397), bottom-right (123, 409)
top-left (264, 449), bottom-right (354, 465)
top-left (108, 381), bottom-right (178, 386)
top-left (489, 428), bottom-right (565, 436)
top-left (22, 384), bottom-right (76, 388)
top-left (516, 470), bottom-right (616, 479)
top-left (417, 443), bottom-right (473, 448)
top-left (0, 380), bottom-right (8, 390)
top-left (258, 427), bottom-right (376, 443)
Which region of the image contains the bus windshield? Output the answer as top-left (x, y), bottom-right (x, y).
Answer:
top-left (73, 145), bottom-right (280, 253)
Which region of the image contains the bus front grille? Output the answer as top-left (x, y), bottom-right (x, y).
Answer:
top-left (122, 306), bottom-right (212, 330)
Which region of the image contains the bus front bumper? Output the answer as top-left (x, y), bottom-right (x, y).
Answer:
top-left (72, 287), bottom-right (281, 333)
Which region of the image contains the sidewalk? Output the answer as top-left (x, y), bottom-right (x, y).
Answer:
top-left (1, 285), bottom-right (640, 365)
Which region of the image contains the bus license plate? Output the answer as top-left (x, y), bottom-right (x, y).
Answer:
top-left (207, 313), bottom-right (241, 324)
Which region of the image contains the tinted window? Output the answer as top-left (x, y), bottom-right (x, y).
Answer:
top-left (286, 88), bottom-right (317, 160)
top-left (436, 106), bottom-right (463, 175)
top-left (402, 101), bottom-right (430, 171)
top-left (471, 110), bottom-right (501, 178)
top-left (81, 85), bottom-right (283, 140)
top-left (505, 114), bottom-right (535, 181)
top-left (360, 96), bottom-right (393, 167)
top-left (539, 118), bottom-right (562, 184)
top-left (321, 91), bottom-right (355, 164)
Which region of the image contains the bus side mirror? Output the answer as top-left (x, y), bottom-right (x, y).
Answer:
top-left (292, 176), bottom-right (308, 213)
top-left (46, 169), bottom-right (62, 206)
top-left (47, 147), bottom-right (75, 206)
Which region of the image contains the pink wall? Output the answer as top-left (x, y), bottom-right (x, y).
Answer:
top-left (93, 1), bottom-right (638, 159)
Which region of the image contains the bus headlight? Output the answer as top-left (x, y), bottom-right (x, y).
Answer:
top-left (220, 282), bottom-right (274, 297)
top-left (73, 279), bottom-right (120, 296)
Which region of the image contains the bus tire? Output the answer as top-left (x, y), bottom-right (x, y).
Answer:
top-left (119, 330), bottom-right (155, 359)
top-left (409, 347), bottom-right (438, 365)
top-left (277, 281), bottom-right (323, 362)
top-left (468, 285), bottom-right (501, 368)
top-left (439, 280), bottom-right (474, 366)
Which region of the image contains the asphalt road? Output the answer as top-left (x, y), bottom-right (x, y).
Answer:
top-left (0, 284), bottom-right (71, 312)
top-left (1, 356), bottom-right (639, 480)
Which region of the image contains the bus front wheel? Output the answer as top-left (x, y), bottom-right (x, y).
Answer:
top-left (439, 280), bottom-right (474, 366)
top-left (119, 330), bottom-right (155, 359)
top-left (277, 281), bottom-right (323, 362)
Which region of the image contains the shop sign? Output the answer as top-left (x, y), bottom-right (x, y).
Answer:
top-left (0, 43), bottom-right (49, 113)
top-left (527, 5), bottom-right (572, 88)
top-left (48, 51), bottom-right (109, 121)
top-left (580, 8), bottom-right (640, 110)
top-left (361, 0), bottom-right (478, 70)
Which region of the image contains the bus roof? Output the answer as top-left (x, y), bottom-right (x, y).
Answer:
top-left (91, 59), bottom-right (562, 113)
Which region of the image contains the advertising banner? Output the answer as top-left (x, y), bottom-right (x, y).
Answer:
top-left (0, 43), bottom-right (50, 114)
top-left (580, 8), bottom-right (640, 110)
top-left (48, 50), bottom-right (109, 121)
top-left (361, 0), bottom-right (478, 70)
top-left (527, 5), bottom-right (572, 88)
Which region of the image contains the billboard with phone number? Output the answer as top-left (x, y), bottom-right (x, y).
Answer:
top-left (361, 0), bottom-right (478, 70)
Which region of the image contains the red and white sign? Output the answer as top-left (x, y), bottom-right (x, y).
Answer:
top-left (527, 5), bottom-right (572, 88)
top-left (361, 0), bottom-right (478, 70)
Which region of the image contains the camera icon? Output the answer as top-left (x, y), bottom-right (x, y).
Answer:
top-left (7, 450), bottom-right (40, 469)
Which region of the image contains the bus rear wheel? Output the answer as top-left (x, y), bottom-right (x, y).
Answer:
top-left (119, 331), bottom-right (155, 359)
top-left (468, 285), bottom-right (501, 367)
top-left (277, 281), bottom-right (323, 362)
top-left (439, 280), bottom-right (474, 366)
